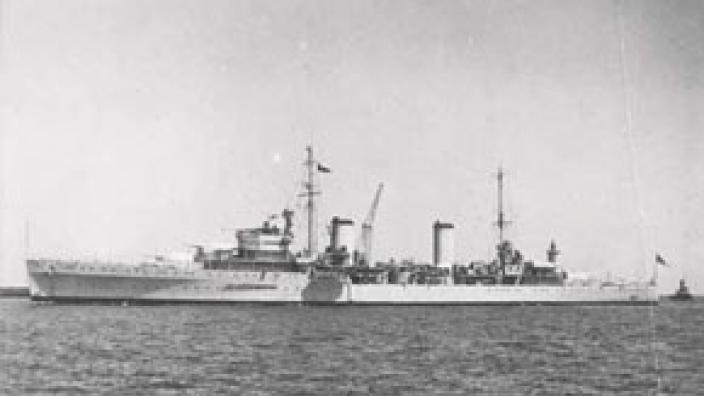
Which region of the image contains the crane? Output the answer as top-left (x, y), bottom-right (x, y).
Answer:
top-left (357, 183), bottom-right (384, 266)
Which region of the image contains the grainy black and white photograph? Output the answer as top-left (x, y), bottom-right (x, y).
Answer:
top-left (1, 0), bottom-right (703, 394)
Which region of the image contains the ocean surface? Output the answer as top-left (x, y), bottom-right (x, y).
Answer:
top-left (1, 299), bottom-right (703, 395)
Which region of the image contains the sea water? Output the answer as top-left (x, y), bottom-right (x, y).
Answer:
top-left (1, 299), bottom-right (702, 394)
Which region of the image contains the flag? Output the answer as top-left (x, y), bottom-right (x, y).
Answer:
top-left (317, 163), bottom-right (331, 173)
top-left (655, 254), bottom-right (668, 267)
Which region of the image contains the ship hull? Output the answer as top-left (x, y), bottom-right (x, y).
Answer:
top-left (668, 295), bottom-right (693, 301)
top-left (28, 260), bottom-right (658, 306)
top-left (27, 260), bottom-right (308, 304)
top-left (301, 276), bottom-right (658, 306)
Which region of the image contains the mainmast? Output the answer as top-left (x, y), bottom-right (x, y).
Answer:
top-left (495, 167), bottom-right (510, 245)
top-left (494, 167), bottom-right (513, 271)
top-left (303, 146), bottom-right (319, 257)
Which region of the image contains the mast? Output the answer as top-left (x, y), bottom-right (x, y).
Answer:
top-left (303, 146), bottom-right (318, 256)
top-left (496, 167), bottom-right (509, 245)
top-left (494, 167), bottom-right (512, 270)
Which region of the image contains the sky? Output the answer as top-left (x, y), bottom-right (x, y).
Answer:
top-left (1, 0), bottom-right (703, 293)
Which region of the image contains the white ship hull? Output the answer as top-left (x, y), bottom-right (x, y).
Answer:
top-left (28, 260), bottom-right (658, 305)
top-left (303, 277), bottom-right (657, 305)
top-left (27, 260), bottom-right (308, 304)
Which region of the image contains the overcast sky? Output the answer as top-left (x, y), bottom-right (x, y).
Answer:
top-left (2, 0), bottom-right (703, 292)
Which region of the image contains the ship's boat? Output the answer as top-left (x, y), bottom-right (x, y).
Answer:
top-left (26, 147), bottom-right (658, 305)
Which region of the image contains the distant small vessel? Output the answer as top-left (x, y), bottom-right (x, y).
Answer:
top-left (668, 279), bottom-right (693, 301)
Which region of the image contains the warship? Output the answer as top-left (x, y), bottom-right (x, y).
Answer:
top-left (668, 279), bottom-right (693, 301)
top-left (27, 147), bottom-right (657, 305)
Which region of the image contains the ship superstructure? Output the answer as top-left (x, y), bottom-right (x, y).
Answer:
top-left (303, 168), bottom-right (655, 305)
top-left (27, 147), bottom-right (657, 305)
